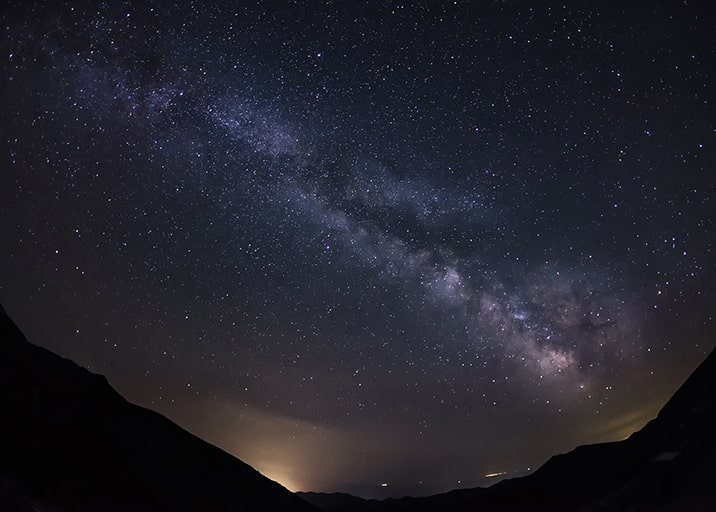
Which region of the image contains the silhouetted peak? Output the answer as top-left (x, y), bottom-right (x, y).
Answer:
top-left (0, 306), bottom-right (316, 512)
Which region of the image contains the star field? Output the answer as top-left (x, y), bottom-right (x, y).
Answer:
top-left (1, 0), bottom-right (714, 498)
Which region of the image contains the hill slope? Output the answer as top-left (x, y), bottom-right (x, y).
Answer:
top-left (0, 304), bottom-right (315, 512)
top-left (300, 347), bottom-right (716, 511)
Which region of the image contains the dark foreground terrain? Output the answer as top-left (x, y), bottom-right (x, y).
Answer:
top-left (300, 346), bottom-right (716, 511)
top-left (0, 304), bottom-right (316, 512)
top-left (2, 302), bottom-right (714, 511)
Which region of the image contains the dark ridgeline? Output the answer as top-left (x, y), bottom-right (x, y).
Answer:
top-left (299, 347), bottom-right (716, 512)
top-left (0, 304), bottom-right (316, 512)
top-left (2, 301), bottom-right (714, 512)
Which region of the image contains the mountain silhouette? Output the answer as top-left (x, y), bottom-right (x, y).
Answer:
top-left (0, 304), bottom-right (316, 512)
top-left (3, 300), bottom-right (713, 511)
top-left (299, 347), bottom-right (716, 511)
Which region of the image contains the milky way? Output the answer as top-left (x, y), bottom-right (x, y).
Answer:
top-left (1, 1), bottom-right (714, 498)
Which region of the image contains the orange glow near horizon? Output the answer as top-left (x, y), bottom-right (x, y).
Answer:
top-left (255, 463), bottom-right (302, 492)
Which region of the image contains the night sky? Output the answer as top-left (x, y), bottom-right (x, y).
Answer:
top-left (1, 0), bottom-right (714, 499)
